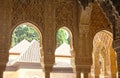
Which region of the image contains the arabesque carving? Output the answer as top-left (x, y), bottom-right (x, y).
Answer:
top-left (55, 1), bottom-right (75, 28)
top-left (12, 0), bottom-right (44, 29)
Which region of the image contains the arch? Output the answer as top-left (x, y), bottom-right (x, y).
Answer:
top-left (54, 26), bottom-right (74, 74)
top-left (56, 26), bottom-right (73, 50)
top-left (91, 30), bottom-right (117, 78)
top-left (10, 22), bottom-right (42, 48)
top-left (93, 30), bottom-right (113, 47)
top-left (4, 22), bottom-right (44, 78)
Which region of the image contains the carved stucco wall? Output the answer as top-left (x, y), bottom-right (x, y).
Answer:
top-left (11, 0), bottom-right (44, 32)
top-left (88, 1), bottom-right (112, 60)
top-left (0, 0), bottom-right (117, 78)
top-left (9, 0), bottom-right (79, 72)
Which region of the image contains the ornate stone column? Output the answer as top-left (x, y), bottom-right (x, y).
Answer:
top-left (77, 24), bottom-right (92, 78)
top-left (40, 0), bottom-right (56, 78)
top-left (74, 4), bottom-right (93, 77)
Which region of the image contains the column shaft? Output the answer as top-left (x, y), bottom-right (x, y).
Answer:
top-left (44, 72), bottom-right (50, 78)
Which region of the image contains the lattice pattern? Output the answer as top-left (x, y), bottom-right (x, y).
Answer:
top-left (55, 1), bottom-right (75, 28)
top-left (12, 0), bottom-right (44, 29)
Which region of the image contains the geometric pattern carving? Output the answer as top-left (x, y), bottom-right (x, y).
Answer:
top-left (55, 1), bottom-right (75, 28)
top-left (12, 0), bottom-right (44, 28)
top-left (97, 0), bottom-right (120, 41)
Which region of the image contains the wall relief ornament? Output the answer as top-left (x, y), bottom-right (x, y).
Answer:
top-left (12, 0), bottom-right (44, 29)
top-left (97, 0), bottom-right (118, 26)
top-left (97, 0), bottom-right (120, 41)
top-left (55, 1), bottom-right (75, 28)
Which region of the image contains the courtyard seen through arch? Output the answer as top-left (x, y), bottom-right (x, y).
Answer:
top-left (4, 23), bottom-right (44, 78)
top-left (3, 26), bottom-right (118, 78)
top-left (1, 0), bottom-right (120, 78)
top-left (4, 25), bottom-right (75, 78)
top-left (52, 27), bottom-right (74, 78)
top-left (10, 23), bottom-right (40, 48)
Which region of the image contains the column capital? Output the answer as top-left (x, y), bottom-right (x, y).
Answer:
top-left (40, 54), bottom-right (55, 72)
top-left (73, 64), bottom-right (91, 73)
top-left (75, 57), bottom-right (92, 65)
top-left (72, 57), bottom-right (92, 74)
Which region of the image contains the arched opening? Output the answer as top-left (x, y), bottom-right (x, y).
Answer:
top-left (52, 27), bottom-right (74, 78)
top-left (10, 22), bottom-right (42, 48)
top-left (91, 30), bottom-right (117, 78)
top-left (56, 27), bottom-right (73, 49)
top-left (4, 22), bottom-right (44, 78)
